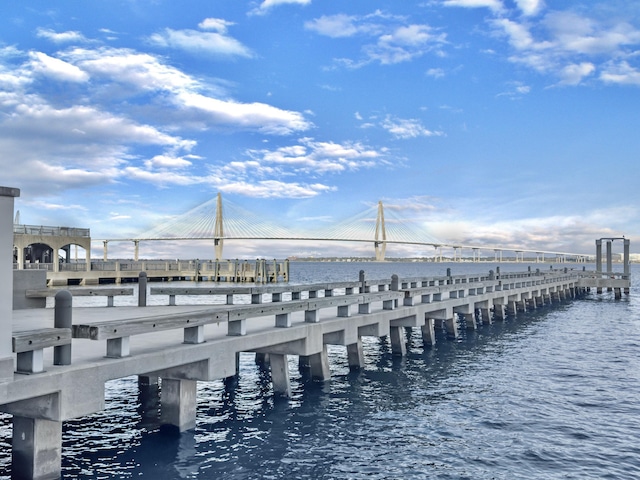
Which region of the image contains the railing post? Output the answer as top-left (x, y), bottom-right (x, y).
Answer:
top-left (54, 290), bottom-right (72, 365)
top-left (391, 274), bottom-right (399, 308)
top-left (138, 271), bottom-right (147, 307)
top-left (359, 270), bottom-right (366, 293)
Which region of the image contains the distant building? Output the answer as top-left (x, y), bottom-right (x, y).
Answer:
top-left (13, 222), bottom-right (91, 273)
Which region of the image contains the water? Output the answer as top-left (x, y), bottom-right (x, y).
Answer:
top-left (2, 262), bottom-right (639, 479)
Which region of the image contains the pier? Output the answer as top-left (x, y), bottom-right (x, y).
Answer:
top-left (0, 186), bottom-right (631, 479)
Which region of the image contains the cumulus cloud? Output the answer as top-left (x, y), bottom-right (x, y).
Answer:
top-left (245, 137), bottom-right (386, 175)
top-left (514, 0), bottom-right (544, 16)
top-left (381, 116), bottom-right (443, 139)
top-left (250, 0), bottom-right (311, 16)
top-left (307, 13), bottom-right (447, 67)
top-left (28, 52), bottom-right (89, 82)
top-left (600, 61), bottom-right (640, 86)
top-left (35, 28), bottom-right (88, 44)
top-left (489, 10), bottom-right (640, 86)
top-left (148, 20), bottom-right (253, 58)
top-left (558, 62), bottom-right (595, 86)
top-left (305, 14), bottom-right (369, 38)
top-left (442, 0), bottom-right (504, 13)
top-left (59, 47), bottom-right (310, 133)
top-left (176, 92), bottom-right (311, 134)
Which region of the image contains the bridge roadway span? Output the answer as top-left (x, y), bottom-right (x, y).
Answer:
top-left (2, 268), bottom-right (610, 479)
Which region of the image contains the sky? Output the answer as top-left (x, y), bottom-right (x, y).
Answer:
top-left (2, 0), bottom-right (640, 260)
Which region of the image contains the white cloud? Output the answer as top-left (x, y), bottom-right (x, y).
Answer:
top-left (426, 67), bottom-right (445, 78)
top-left (250, 0), bottom-right (311, 16)
top-left (149, 27), bottom-right (252, 58)
top-left (144, 154), bottom-right (194, 169)
top-left (490, 11), bottom-right (640, 86)
top-left (514, 0), bottom-right (544, 16)
top-left (307, 13), bottom-right (446, 67)
top-left (60, 47), bottom-right (310, 134)
top-left (63, 47), bottom-right (199, 93)
top-left (543, 12), bottom-right (640, 55)
top-left (246, 138), bottom-right (385, 175)
top-left (176, 92), bottom-right (311, 135)
top-left (600, 61), bottom-right (640, 86)
top-left (442, 0), bottom-right (504, 13)
top-left (35, 28), bottom-right (88, 44)
top-left (305, 14), bottom-right (362, 38)
top-left (219, 180), bottom-right (334, 198)
top-left (198, 18), bottom-right (235, 33)
top-left (558, 62), bottom-right (595, 86)
top-left (381, 116), bottom-right (443, 139)
top-left (29, 52), bottom-right (89, 82)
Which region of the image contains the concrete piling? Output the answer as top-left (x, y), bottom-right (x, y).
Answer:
top-left (53, 291), bottom-right (72, 366)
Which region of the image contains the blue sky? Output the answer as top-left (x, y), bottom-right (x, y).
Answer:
top-left (2, 0), bottom-right (639, 260)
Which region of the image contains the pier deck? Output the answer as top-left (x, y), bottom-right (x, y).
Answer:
top-left (2, 266), bottom-right (631, 479)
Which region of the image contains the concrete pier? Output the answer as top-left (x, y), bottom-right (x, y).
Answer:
top-left (0, 186), bottom-right (632, 478)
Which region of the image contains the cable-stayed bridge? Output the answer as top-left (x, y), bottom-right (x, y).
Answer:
top-left (102, 194), bottom-right (591, 262)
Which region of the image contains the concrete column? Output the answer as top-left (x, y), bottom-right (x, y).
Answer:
top-left (346, 339), bottom-right (365, 369)
top-left (17, 243), bottom-right (24, 270)
top-left (493, 303), bottom-right (505, 321)
top-left (507, 300), bottom-right (518, 316)
top-left (389, 326), bottom-right (407, 356)
top-left (255, 352), bottom-right (270, 369)
top-left (444, 317), bottom-right (459, 339)
top-left (12, 416), bottom-right (62, 480)
top-left (138, 272), bottom-right (147, 307)
top-left (138, 375), bottom-right (160, 428)
top-left (421, 318), bottom-right (436, 346)
top-left (0, 186), bottom-right (19, 383)
top-left (160, 378), bottom-right (197, 432)
top-left (54, 290), bottom-right (72, 366)
top-left (269, 353), bottom-right (291, 397)
top-left (624, 238), bottom-right (631, 295)
top-left (463, 313), bottom-right (477, 330)
top-left (309, 347), bottom-right (331, 381)
top-left (595, 239), bottom-right (602, 273)
top-left (481, 308), bottom-right (492, 325)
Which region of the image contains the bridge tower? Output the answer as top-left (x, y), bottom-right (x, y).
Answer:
top-left (374, 200), bottom-right (387, 261)
top-left (214, 193), bottom-right (224, 260)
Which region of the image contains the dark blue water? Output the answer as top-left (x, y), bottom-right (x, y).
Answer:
top-left (2, 262), bottom-right (639, 479)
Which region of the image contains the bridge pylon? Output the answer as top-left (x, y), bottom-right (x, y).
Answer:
top-left (214, 193), bottom-right (224, 260)
top-left (374, 200), bottom-right (387, 261)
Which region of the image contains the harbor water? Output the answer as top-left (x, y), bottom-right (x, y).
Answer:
top-left (1, 262), bottom-right (639, 479)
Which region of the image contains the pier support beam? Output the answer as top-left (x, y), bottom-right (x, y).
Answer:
top-left (389, 326), bottom-right (407, 356)
top-left (160, 378), bottom-right (197, 432)
top-left (346, 340), bottom-right (365, 369)
top-left (421, 318), bottom-right (436, 346)
top-left (255, 352), bottom-right (270, 369)
top-left (12, 416), bottom-right (62, 480)
top-left (444, 317), bottom-right (458, 339)
top-left (269, 354), bottom-right (291, 397)
top-left (463, 313), bottom-right (477, 330)
top-left (480, 307), bottom-right (492, 325)
top-left (308, 347), bottom-right (331, 381)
